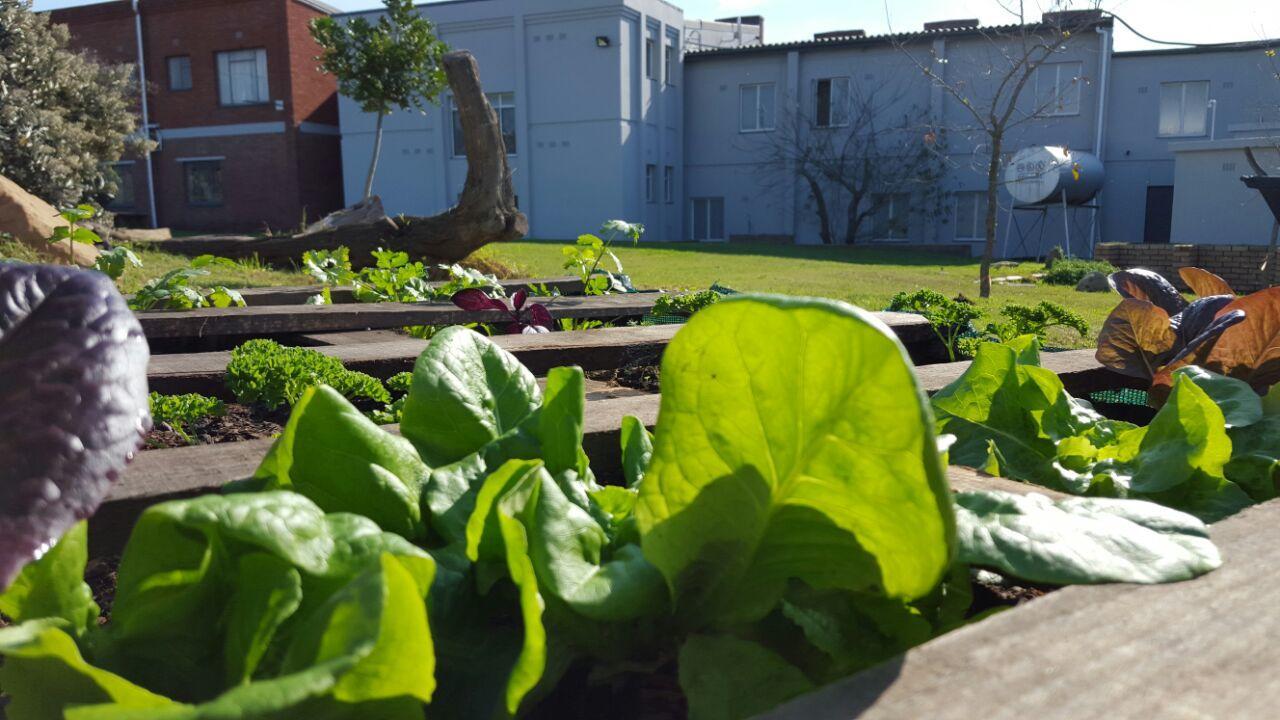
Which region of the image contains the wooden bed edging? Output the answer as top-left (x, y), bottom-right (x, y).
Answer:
top-left (231, 276), bottom-right (586, 306)
top-left (759, 495), bottom-right (1277, 720)
top-left (146, 313), bottom-right (939, 398)
top-left (136, 292), bottom-right (662, 340)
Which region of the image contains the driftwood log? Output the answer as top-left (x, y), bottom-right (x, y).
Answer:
top-left (138, 51), bottom-right (527, 268)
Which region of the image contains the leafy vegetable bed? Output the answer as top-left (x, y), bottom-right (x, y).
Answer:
top-left (1, 279), bottom-right (1227, 720)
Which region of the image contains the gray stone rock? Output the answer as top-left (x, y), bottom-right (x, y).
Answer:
top-left (1075, 270), bottom-right (1111, 292)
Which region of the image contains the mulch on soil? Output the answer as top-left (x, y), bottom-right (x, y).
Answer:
top-left (144, 404), bottom-right (286, 450)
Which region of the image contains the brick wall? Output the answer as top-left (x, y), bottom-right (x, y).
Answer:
top-left (1096, 243), bottom-right (1276, 293)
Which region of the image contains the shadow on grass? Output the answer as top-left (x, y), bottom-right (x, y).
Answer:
top-left (517, 239), bottom-right (979, 268)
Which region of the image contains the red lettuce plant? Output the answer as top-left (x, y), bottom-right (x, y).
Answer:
top-left (452, 287), bottom-right (554, 334)
top-left (0, 263), bottom-right (151, 589)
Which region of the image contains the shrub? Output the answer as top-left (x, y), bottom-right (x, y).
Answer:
top-left (1041, 258), bottom-right (1116, 286)
top-left (652, 289), bottom-right (722, 318)
top-left (149, 392), bottom-right (225, 444)
top-left (886, 289), bottom-right (982, 361)
top-left (226, 339), bottom-right (390, 411)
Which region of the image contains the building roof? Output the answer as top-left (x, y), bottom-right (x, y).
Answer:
top-left (685, 13), bottom-right (1113, 60)
top-left (1114, 37), bottom-right (1279, 58)
top-left (46, 0), bottom-right (339, 19)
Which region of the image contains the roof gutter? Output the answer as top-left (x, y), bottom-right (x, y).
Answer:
top-left (132, 0), bottom-right (158, 229)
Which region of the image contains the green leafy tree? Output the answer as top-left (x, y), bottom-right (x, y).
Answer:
top-left (0, 0), bottom-right (149, 207)
top-left (311, 0), bottom-right (450, 200)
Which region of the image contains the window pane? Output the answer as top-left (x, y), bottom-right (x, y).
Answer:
top-left (646, 39), bottom-right (653, 78)
top-left (740, 86), bottom-right (755, 131)
top-left (709, 197), bottom-right (725, 239)
top-left (664, 166), bottom-right (674, 203)
top-left (956, 193), bottom-right (976, 237)
top-left (185, 161), bottom-right (222, 206)
top-left (873, 196), bottom-right (890, 237)
top-left (645, 164), bottom-right (655, 202)
top-left (816, 79), bottom-right (832, 127)
top-left (890, 193), bottom-right (909, 237)
top-left (500, 107), bottom-right (516, 153)
top-left (693, 199), bottom-right (708, 239)
top-left (168, 57), bottom-right (191, 91)
top-left (1158, 83), bottom-right (1183, 136)
top-left (1182, 81), bottom-right (1209, 135)
top-left (664, 45), bottom-right (673, 84)
top-left (759, 84), bottom-right (775, 129)
top-left (832, 78), bottom-right (850, 126)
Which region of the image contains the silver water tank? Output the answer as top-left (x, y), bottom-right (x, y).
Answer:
top-left (1003, 146), bottom-right (1105, 205)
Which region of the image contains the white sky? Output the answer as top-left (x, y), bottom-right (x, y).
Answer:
top-left (31, 0), bottom-right (1279, 51)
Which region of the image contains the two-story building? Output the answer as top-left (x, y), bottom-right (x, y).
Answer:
top-left (50, 0), bottom-right (345, 232)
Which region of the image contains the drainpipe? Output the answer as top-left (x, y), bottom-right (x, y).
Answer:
top-left (132, 0), bottom-right (158, 228)
top-left (1089, 23), bottom-right (1112, 255)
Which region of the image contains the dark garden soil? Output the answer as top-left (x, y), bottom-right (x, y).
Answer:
top-left (587, 343), bottom-right (662, 394)
top-left (970, 573), bottom-right (1051, 614)
top-left (143, 404), bottom-right (286, 450)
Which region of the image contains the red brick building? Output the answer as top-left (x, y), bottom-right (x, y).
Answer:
top-left (50, 0), bottom-right (344, 232)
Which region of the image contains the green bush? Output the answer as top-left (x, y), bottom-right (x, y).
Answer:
top-left (653, 289), bottom-right (722, 318)
top-left (886, 289), bottom-right (983, 362)
top-left (149, 392), bottom-right (225, 444)
top-left (226, 339), bottom-right (390, 411)
top-left (1041, 258), bottom-right (1116, 286)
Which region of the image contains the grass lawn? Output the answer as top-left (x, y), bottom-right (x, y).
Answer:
top-left (481, 240), bottom-right (1117, 349)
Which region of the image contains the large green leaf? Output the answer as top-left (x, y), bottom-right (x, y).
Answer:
top-left (678, 634), bottom-right (814, 720)
top-left (1172, 366), bottom-right (1263, 429)
top-left (0, 620), bottom-right (173, 719)
top-left (619, 415), bottom-right (654, 488)
top-left (251, 385), bottom-right (428, 540)
top-left (0, 521), bottom-right (97, 636)
top-left (933, 341), bottom-right (1106, 491)
top-left (955, 490), bottom-right (1221, 584)
top-left (1226, 414), bottom-right (1280, 501)
top-left (637, 296), bottom-right (954, 626)
top-left (99, 492), bottom-right (430, 702)
top-left (400, 326), bottom-right (541, 466)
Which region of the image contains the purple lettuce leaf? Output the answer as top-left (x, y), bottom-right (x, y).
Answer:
top-left (1108, 269), bottom-right (1189, 317)
top-left (451, 288), bottom-right (510, 313)
top-left (0, 263), bottom-right (150, 590)
top-left (511, 288), bottom-right (528, 311)
top-left (525, 303), bottom-right (554, 330)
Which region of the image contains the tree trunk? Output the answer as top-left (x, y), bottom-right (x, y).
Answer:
top-left (980, 137), bottom-right (1003, 298)
top-left (803, 174), bottom-right (834, 245)
top-left (363, 112), bottom-right (385, 200)
top-left (154, 51), bottom-right (528, 269)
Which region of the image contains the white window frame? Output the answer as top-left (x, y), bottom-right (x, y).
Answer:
top-left (645, 164), bottom-right (656, 203)
top-left (167, 55), bottom-right (192, 91)
top-left (815, 77), bottom-right (851, 128)
top-left (739, 82), bottom-right (776, 133)
top-left (452, 92), bottom-right (517, 157)
top-left (690, 197), bottom-right (726, 241)
top-left (954, 191), bottom-right (988, 241)
top-left (1035, 61), bottom-right (1083, 117)
top-left (216, 49), bottom-right (269, 106)
top-left (871, 193), bottom-right (910, 242)
top-left (663, 165), bottom-right (674, 203)
top-left (1157, 80), bottom-right (1210, 138)
top-left (663, 42), bottom-right (675, 85)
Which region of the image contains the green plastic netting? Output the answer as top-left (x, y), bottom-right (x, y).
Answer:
top-left (1089, 388), bottom-right (1149, 406)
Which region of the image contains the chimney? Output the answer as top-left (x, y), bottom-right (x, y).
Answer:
top-left (813, 29), bottom-right (866, 41)
top-left (923, 18), bottom-right (979, 32)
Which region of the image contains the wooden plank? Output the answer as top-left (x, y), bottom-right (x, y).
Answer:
top-left (232, 276), bottom-right (585, 306)
top-left (299, 330), bottom-right (407, 346)
top-left (916, 348), bottom-right (1146, 396)
top-left (148, 325), bottom-right (682, 397)
top-left (136, 293), bottom-right (659, 340)
top-left (761, 496), bottom-right (1280, 720)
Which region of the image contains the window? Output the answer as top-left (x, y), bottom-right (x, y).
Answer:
top-left (453, 92), bottom-right (517, 157)
top-left (663, 165), bottom-right (674, 203)
top-left (739, 83), bottom-right (776, 132)
top-left (954, 191), bottom-right (989, 241)
top-left (645, 39), bottom-right (654, 79)
top-left (815, 77), bottom-right (850, 128)
top-left (105, 162), bottom-right (136, 209)
top-left (167, 56), bottom-right (191, 91)
top-left (664, 43), bottom-right (675, 85)
top-left (872, 193), bottom-right (909, 240)
top-left (183, 159), bottom-right (223, 206)
top-left (691, 197), bottom-right (725, 241)
top-left (1158, 81), bottom-right (1210, 137)
top-left (216, 49), bottom-right (268, 105)
top-left (1036, 61), bottom-right (1083, 116)
top-left (645, 164), bottom-right (656, 203)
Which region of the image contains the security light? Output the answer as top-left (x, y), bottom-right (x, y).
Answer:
top-left (596, 35), bottom-right (611, 48)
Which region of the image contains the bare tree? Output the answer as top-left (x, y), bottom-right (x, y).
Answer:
top-left (894, 4), bottom-right (1108, 296)
top-left (752, 81), bottom-right (947, 244)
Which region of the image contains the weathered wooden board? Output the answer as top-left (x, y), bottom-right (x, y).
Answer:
top-left (148, 325), bottom-right (682, 397)
top-left (231, 276), bottom-right (585, 306)
top-left (761, 496), bottom-right (1280, 720)
top-left (137, 292), bottom-right (660, 340)
top-left (298, 330), bottom-right (407, 346)
top-left (147, 315), bottom-right (939, 397)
